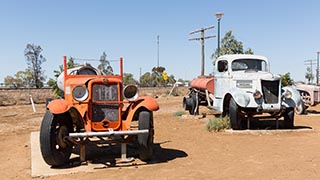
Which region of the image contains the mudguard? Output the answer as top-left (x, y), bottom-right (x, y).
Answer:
top-left (47, 99), bottom-right (73, 114)
top-left (123, 96), bottom-right (159, 130)
top-left (282, 86), bottom-right (303, 109)
top-left (227, 88), bottom-right (251, 108)
top-left (131, 96), bottom-right (159, 112)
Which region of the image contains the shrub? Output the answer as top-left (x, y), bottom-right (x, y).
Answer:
top-left (206, 115), bottom-right (230, 132)
top-left (174, 111), bottom-right (185, 116)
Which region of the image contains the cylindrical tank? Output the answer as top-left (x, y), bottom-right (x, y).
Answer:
top-left (57, 65), bottom-right (102, 91)
top-left (190, 76), bottom-right (215, 94)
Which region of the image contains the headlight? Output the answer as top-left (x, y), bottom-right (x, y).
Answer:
top-left (123, 85), bottom-right (139, 101)
top-left (283, 90), bottom-right (292, 99)
top-left (253, 90), bottom-right (262, 99)
top-left (72, 85), bottom-right (89, 102)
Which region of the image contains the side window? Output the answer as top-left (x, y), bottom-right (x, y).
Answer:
top-left (217, 60), bottom-right (228, 72)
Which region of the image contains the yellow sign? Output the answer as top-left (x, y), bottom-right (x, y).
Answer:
top-left (162, 71), bottom-right (168, 81)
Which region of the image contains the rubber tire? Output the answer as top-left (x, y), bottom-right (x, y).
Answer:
top-left (284, 107), bottom-right (294, 129)
top-left (188, 93), bottom-right (198, 115)
top-left (138, 111), bottom-right (154, 161)
top-left (40, 110), bottom-right (72, 166)
top-left (229, 98), bottom-right (242, 130)
top-left (295, 103), bottom-right (306, 115)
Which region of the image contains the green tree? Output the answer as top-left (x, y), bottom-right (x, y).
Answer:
top-left (139, 66), bottom-right (176, 87)
top-left (4, 70), bottom-right (33, 88)
top-left (140, 72), bottom-right (155, 87)
top-left (305, 67), bottom-right (314, 84)
top-left (123, 73), bottom-right (138, 86)
top-left (281, 72), bottom-right (294, 87)
top-left (98, 52), bottom-right (113, 75)
top-left (212, 30), bottom-right (254, 59)
top-left (24, 44), bottom-right (46, 88)
top-left (47, 57), bottom-right (78, 97)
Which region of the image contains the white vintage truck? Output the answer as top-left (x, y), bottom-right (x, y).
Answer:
top-left (183, 54), bottom-right (302, 130)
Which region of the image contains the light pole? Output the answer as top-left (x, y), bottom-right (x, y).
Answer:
top-left (215, 12), bottom-right (224, 57)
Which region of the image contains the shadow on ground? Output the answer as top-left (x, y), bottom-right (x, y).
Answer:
top-left (240, 119), bottom-right (312, 130)
top-left (306, 109), bottom-right (320, 114)
top-left (51, 141), bottom-right (188, 169)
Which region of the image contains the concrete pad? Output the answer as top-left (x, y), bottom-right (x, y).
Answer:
top-left (224, 128), bottom-right (314, 135)
top-left (30, 132), bottom-right (144, 178)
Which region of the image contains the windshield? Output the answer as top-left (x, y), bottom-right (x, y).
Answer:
top-left (231, 59), bottom-right (267, 72)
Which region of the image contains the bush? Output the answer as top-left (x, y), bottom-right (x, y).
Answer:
top-left (206, 115), bottom-right (230, 132)
top-left (174, 111), bottom-right (185, 116)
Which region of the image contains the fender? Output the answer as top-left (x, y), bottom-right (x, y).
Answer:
top-left (226, 88), bottom-right (251, 108)
top-left (282, 86), bottom-right (302, 108)
top-left (122, 96), bottom-right (159, 130)
top-left (47, 99), bottom-right (85, 130)
top-left (131, 96), bottom-right (159, 112)
top-left (47, 99), bottom-right (73, 114)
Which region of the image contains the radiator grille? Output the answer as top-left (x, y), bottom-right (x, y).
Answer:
top-left (92, 104), bottom-right (119, 122)
top-left (261, 80), bottom-right (279, 104)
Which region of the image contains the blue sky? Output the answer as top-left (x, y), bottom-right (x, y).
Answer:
top-left (0, 0), bottom-right (319, 83)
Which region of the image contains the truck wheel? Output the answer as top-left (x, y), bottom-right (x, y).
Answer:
top-left (189, 93), bottom-right (199, 115)
top-left (229, 98), bottom-right (242, 130)
top-left (138, 111), bottom-right (154, 161)
top-left (295, 103), bottom-right (306, 115)
top-left (40, 110), bottom-right (73, 166)
top-left (183, 92), bottom-right (199, 115)
top-left (284, 107), bottom-right (294, 129)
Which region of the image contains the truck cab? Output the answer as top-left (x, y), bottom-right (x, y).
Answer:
top-left (183, 54), bottom-right (302, 130)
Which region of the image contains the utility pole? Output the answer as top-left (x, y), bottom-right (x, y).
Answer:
top-left (317, 51), bottom-right (320, 85)
top-left (189, 25), bottom-right (215, 76)
top-left (157, 35), bottom-right (160, 67)
top-left (305, 59), bottom-right (316, 84)
top-left (139, 67), bottom-right (142, 87)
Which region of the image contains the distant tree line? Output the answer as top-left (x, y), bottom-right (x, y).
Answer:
top-left (4, 31), bottom-right (296, 92)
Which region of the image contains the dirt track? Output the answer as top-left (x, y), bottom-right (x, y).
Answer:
top-left (1, 96), bottom-right (320, 180)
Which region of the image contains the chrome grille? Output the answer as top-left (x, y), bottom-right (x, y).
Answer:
top-left (261, 80), bottom-right (279, 104)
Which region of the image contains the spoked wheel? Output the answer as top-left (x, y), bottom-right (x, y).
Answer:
top-left (229, 98), bottom-right (243, 130)
top-left (137, 110), bottom-right (154, 161)
top-left (40, 110), bottom-right (73, 167)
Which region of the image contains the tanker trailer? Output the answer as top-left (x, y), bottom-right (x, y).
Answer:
top-left (183, 76), bottom-right (215, 115)
top-left (57, 64), bottom-right (103, 92)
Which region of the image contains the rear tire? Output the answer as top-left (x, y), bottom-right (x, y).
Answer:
top-left (229, 98), bottom-right (243, 130)
top-left (295, 102), bottom-right (306, 115)
top-left (40, 110), bottom-right (73, 166)
top-left (138, 111), bottom-right (154, 161)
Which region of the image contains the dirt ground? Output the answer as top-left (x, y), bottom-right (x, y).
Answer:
top-left (1, 95), bottom-right (320, 180)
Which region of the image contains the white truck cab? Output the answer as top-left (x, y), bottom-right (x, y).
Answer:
top-left (183, 54), bottom-right (302, 130)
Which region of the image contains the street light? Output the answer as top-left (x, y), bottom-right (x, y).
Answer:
top-left (215, 12), bottom-right (224, 57)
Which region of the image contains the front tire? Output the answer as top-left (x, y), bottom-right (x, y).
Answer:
top-left (138, 111), bottom-right (154, 161)
top-left (284, 107), bottom-right (294, 129)
top-left (40, 110), bottom-right (73, 166)
top-left (229, 98), bottom-right (243, 130)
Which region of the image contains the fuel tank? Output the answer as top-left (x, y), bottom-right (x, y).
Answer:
top-left (190, 76), bottom-right (215, 94)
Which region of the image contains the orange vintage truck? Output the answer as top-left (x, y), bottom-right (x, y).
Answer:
top-left (40, 56), bottom-right (159, 166)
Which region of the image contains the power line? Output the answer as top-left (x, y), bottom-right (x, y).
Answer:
top-left (189, 25), bottom-right (215, 76)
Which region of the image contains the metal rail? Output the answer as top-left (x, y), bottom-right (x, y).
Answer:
top-left (69, 129), bottom-right (149, 138)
